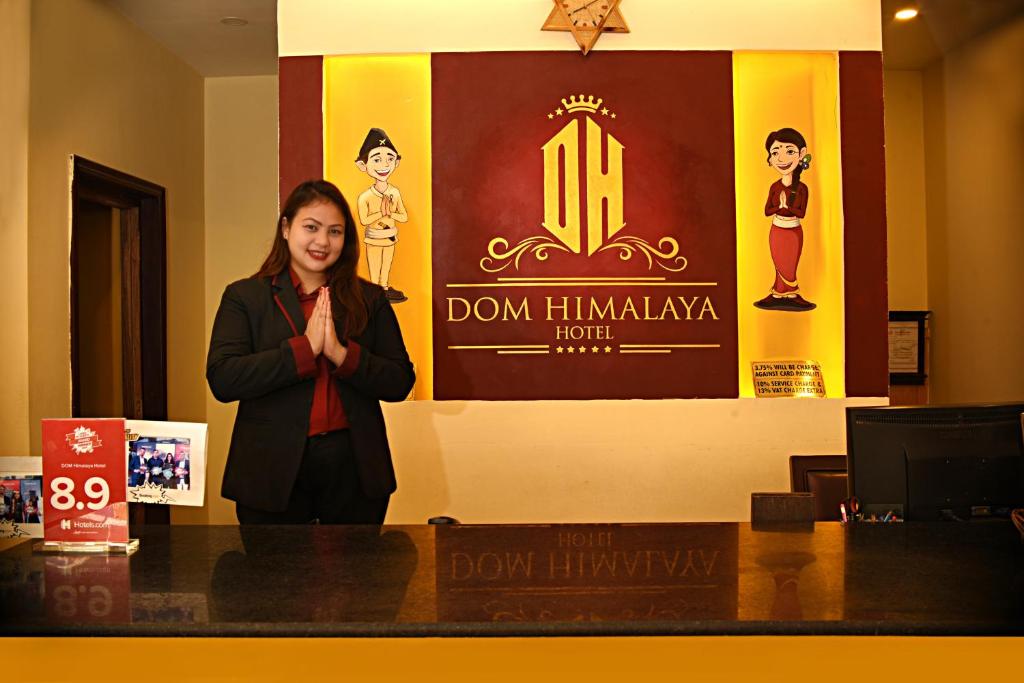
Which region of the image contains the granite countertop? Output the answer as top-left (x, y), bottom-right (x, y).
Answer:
top-left (1, 522), bottom-right (1022, 637)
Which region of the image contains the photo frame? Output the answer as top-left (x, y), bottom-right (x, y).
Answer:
top-left (125, 421), bottom-right (207, 506)
top-left (0, 457), bottom-right (44, 539)
top-left (888, 310), bottom-right (930, 385)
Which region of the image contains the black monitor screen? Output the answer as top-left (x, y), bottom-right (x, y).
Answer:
top-left (846, 403), bottom-right (1024, 520)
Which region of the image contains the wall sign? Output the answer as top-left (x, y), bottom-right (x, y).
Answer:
top-left (751, 360), bottom-right (826, 398)
top-left (309, 49), bottom-right (890, 399)
top-left (431, 52), bottom-right (739, 399)
top-left (888, 310), bottom-right (929, 385)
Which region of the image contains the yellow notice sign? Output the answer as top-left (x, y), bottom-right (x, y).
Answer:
top-left (752, 360), bottom-right (826, 398)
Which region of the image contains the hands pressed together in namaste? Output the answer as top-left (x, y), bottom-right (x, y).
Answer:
top-left (304, 287), bottom-right (348, 367)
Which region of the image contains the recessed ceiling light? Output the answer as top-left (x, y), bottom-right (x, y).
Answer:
top-left (220, 16), bottom-right (248, 27)
top-left (894, 8), bottom-right (919, 21)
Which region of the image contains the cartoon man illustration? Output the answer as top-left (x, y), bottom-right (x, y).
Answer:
top-left (355, 128), bottom-right (408, 303)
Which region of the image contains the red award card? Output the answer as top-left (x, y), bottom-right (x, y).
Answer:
top-left (41, 419), bottom-right (129, 544)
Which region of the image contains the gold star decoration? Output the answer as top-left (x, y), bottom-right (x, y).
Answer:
top-left (567, 346), bottom-right (575, 354)
top-left (611, 113), bottom-right (617, 119)
top-left (555, 108), bottom-right (564, 116)
top-left (591, 346), bottom-right (599, 353)
top-left (604, 346), bottom-right (612, 353)
top-left (547, 113), bottom-right (554, 119)
top-left (601, 107), bottom-right (609, 116)
top-left (578, 346), bottom-right (586, 353)
top-left (556, 346), bottom-right (564, 353)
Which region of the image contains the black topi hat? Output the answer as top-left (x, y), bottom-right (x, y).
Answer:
top-left (356, 128), bottom-right (400, 161)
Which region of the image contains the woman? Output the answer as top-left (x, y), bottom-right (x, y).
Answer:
top-left (207, 180), bottom-right (414, 524)
top-left (11, 491), bottom-right (24, 523)
top-left (754, 127), bottom-right (815, 312)
top-left (25, 495), bottom-right (40, 523)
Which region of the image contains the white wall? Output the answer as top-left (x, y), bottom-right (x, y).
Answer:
top-left (279, 0), bottom-right (881, 55)
top-left (387, 398), bottom-right (882, 524)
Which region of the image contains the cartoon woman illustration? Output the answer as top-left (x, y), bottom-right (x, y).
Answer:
top-left (754, 127), bottom-right (815, 312)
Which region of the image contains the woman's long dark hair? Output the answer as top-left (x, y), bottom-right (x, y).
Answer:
top-left (255, 179), bottom-right (368, 337)
top-left (765, 127), bottom-right (809, 203)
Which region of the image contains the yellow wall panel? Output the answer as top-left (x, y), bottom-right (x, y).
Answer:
top-left (324, 55), bottom-right (433, 398)
top-left (733, 52), bottom-right (846, 397)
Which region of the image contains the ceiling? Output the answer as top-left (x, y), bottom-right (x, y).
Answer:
top-left (105, 0), bottom-right (277, 77)
top-left (105, 1), bottom-right (1024, 76)
top-left (881, 0), bottom-right (1024, 69)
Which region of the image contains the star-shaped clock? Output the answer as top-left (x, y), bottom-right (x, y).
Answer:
top-left (542, 0), bottom-right (628, 55)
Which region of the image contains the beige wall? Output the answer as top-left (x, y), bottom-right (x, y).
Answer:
top-left (883, 70), bottom-right (929, 311)
top-left (922, 16), bottom-right (1024, 403)
top-left (0, 0), bottom-right (31, 456)
top-left (25, 0), bottom-right (206, 455)
top-left (921, 60), bottom-right (948, 400)
top-left (185, 75), bottom-right (279, 524)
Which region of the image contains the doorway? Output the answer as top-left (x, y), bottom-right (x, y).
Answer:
top-left (70, 156), bottom-right (168, 525)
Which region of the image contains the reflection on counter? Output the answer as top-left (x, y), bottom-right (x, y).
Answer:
top-left (739, 523), bottom-right (845, 622)
top-left (210, 526), bottom-right (418, 624)
top-left (843, 522), bottom-right (1024, 623)
top-left (44, 555), bottom-right (131, 624)
top-left (131, 593), bottom-right (208, 624)
top-left (437, 524), bottom-right (738, 622)
top-left (0, 522), bottom-right (1021, 636)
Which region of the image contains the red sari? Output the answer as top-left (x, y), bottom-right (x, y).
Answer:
top-left (763, 179), bottom-right (808, 296)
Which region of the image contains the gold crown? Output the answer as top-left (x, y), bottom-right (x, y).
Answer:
top-left (562, 94), bottom-right (603, 113)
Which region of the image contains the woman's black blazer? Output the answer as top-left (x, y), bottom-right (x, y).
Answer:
top-left (206, 271), bottom-right (415, 512)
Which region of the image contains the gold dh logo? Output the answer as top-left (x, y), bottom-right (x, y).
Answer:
top-left (481, 94), bottom-right (686, 272)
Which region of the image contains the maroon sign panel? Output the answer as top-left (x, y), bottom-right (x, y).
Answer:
top-left (431, 51), bottom-right (738, 400)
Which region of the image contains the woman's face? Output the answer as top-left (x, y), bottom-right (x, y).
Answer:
top-left (282, 199), bottom-right (346, 284)
top-left (768, 140), bottom-right (806, 177)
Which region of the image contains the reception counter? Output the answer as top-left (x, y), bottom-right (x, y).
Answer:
top-left (2, 521), bottom-right (1022, 637)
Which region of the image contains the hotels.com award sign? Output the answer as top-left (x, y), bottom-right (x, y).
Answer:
top-left (41, 418), bottom-right (129, 544)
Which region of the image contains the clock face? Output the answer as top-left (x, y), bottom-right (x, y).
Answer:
top-left (563, 0), bottom-right (611, 29)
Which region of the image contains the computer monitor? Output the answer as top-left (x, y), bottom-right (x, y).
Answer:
top-left (846, 403), bottom-right (1024, 521)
